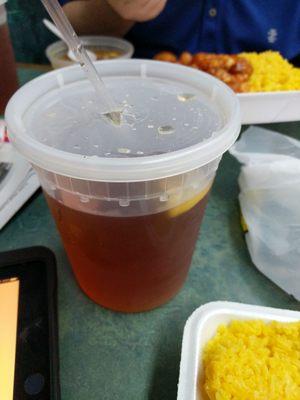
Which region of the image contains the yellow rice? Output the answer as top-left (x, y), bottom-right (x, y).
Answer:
top-left (239, 51), bottom-right (300, 92)
top-left (203, 319), bottom-right (300, 400)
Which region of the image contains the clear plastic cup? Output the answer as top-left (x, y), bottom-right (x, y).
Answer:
top-left (46, 35), bottom-right (134, 69)
top-left (5, 60), bottom-right (240, 312)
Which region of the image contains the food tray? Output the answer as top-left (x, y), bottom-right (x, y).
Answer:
top-left (177, 301), bottom-right (300, 400)
top-left (238, 90), bottom-right (300, 124)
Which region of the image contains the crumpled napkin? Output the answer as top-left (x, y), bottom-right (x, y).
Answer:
top-left (230, 126), bottom-right (300, 300)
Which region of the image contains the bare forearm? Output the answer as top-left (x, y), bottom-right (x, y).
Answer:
top-left (63, 0), bottom-right (134, 36)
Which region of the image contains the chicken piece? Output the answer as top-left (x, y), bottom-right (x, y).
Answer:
top-left (178, 51), bottom-right (193, 65)
top-left (193, 53), bottom-right (215, 71)
top-left (154, 51), bottom-right (177, 63)
top-left (230, 57), bottom-right (253, 76)
top-left (208, 67), bottom-right (234, 84)
top-left (228, 81), bottom-right (250, 93)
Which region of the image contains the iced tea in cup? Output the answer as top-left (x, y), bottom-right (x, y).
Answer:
top-left (6, 60), bottom-right (240, 312)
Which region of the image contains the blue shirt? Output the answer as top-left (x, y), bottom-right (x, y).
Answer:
top-left (60, 0), bottom-right (300, 60)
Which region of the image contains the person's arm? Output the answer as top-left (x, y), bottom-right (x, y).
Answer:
top-left (63, 0), bottom-right (167, 36)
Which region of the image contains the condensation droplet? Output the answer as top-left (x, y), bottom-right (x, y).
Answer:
top-left (160, 193), bottom-right (169, 202)
top-left (118, 148), bottom-right (131, 154)
top-left (147, 124), bottom-right (154, 129)
top-left (136, 150), bottom-right (144, 155)
top-left (172, 117), bottom-right (177, 121)
top-left (73, 145), bottom-right (80, 149)
top-left (105, 152), bottom-right (111, 156)
top-left (192, 126), bottom-right (198, 130)
top-left (183, 123), bottom-right (189, 127)
top-left (93, 144), bottom-right (99, 148)
top-left (119, 199), bottom-right (130, 207)
top-left (81, 106), bottom-right (86, 110)
top-left (132, 127), bottom-right (137, 131)
top-left (177, 93), bottom-right (196, 102)
top-left (79, 196), bottom-right (89, 203)
top-left (158, 125), bottom-right (175, 135)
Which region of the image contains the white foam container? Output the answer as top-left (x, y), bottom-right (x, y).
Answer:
top-left (177, 301), bottom-right (300, 400)
top-left (238, 91), bottom-right (300, 124)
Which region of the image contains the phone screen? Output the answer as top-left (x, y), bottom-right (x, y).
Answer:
top-left (0, 277), bottom-right (19, 400)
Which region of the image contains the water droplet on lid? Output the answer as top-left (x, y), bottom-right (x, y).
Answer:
top-left (160, 193), bottom-right (169, 202)
top-left (79, 196), bottom-right (89, 203)
top-left (93, 144), bottom-right (99, 148)
top-left (118, 148), bottom-right (131, 154)
top-left (172, 117), bottom-right (177, 121)
top-left (132, 127), bottom-right (137, 131)
top-left (81, 106), bottom-right (86, 110)
top-left (136, 150), bottom-right (144, 155)
top-left (119, 199), bottom-right (130, 207)
top-left (192, 126), bottom-right (198, 130)
top-left (147, 124), bottom-right (154, 129)
top-left (177, 93), bottom-right (196, 102)
top-left (105, 152), bottom-right (111, 156)
top-left (183, 123), bottom-right (189, 127)
top-left (158, 125), bottom-right (175, 135)
top-left (73, 145), bottom-right (80, 149)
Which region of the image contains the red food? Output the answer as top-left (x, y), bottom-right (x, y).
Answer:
top-left (154, 51), bottom-right (177, 63)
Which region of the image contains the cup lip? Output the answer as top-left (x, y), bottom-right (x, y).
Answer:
top-left (5, 59), bottom-right (241, 182)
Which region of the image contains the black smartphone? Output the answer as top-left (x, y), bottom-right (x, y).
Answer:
top-left (0, 247), bottom-right (60, 399)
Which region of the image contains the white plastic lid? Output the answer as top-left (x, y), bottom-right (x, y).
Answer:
top-left (6, 60), bottom-right (240, 182)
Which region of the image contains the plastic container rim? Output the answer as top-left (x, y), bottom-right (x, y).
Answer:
top-left (5, 59), bottom-right (241, 182)
top-left (45, 35), bottom-right (135, 64)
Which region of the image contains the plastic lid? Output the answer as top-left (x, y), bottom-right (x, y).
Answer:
top-left (6, 60), bottom-right (240, 182)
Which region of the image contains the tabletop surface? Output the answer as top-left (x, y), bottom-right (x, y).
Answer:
top-left (1, 66), bottom-right (300, 400)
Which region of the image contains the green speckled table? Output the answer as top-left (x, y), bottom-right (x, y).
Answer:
top-left (1, 67), bottom-right (300, 400)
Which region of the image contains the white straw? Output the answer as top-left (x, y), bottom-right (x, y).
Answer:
top-left (41, 0), bottom-right (121, 123)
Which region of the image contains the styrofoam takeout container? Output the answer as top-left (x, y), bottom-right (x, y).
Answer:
top-left (238, 90), bottom-right (300, 124)
top-left (177, 301), bottom-right (300, 400)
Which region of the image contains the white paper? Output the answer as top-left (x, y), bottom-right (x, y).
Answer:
top-left (0, 121), bottom-right (40, 230)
